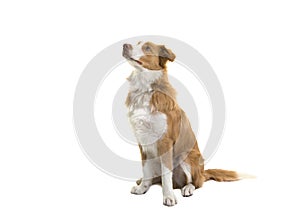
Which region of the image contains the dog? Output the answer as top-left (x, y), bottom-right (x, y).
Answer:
top-left (123, 41), bottom-right (241, 206)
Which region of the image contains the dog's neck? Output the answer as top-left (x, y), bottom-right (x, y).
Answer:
top-left (126, 67), bottom-right (177, 104)
top-left (127, 68), bottom-right (164, 93)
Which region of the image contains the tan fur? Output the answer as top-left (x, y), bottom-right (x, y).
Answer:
top-left (138, 42), bottom-right (175, 70)
top-left (149, 77), bottom-right (209, 189)
top-left (138, 144), bottom-right (147, 166)
top-left (204, 169), bottom-right (239, 182)
top-left (125, 41), bottom-right (240, 192)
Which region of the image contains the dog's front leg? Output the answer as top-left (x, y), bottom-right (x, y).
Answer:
top-left (131, 160), bottom-right (154, 194)
top-left (159, 139), bottom-right (177, 206)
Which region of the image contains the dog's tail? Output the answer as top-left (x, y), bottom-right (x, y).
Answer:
top-left (204, 169), bottom-right (255, 182)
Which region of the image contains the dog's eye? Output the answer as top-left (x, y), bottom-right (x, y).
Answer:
top-left (145, 46), bottom-right (151, 51)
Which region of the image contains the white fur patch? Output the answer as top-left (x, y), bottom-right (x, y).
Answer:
top-left (237, 172), bottom-right (256, 179)
top-left (131, 184), bottom-right (148, 195)
top-left (128, 69), bottom-right (163, 92)
top-left (130, 111), bottom-right (167, 146)
top-left (131, 41), bottom-right (145, 61)
top-left (180, 162), bottom-right (192, 183)
top-left (181, 183), bottom-right (195, 197)
top-left (161, 164), bottom-right (177, 206)
top-left (142, 157), bottom-right (161, 179)
top-left (128, 69), bottom-right (167, 146)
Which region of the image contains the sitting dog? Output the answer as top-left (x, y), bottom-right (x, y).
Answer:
top-left (123, 41), bottom-right (240, 206)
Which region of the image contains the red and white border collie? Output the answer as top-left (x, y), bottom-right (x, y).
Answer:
top-left (123, 41), bottom-right (242, 206)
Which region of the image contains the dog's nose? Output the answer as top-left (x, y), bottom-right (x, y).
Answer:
top-left (123, 43), bottom-right (131, 50)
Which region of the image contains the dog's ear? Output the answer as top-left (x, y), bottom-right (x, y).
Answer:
top-left (159, 45), bottom-right (176, 62)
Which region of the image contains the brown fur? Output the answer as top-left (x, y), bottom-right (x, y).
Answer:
top-left (149, 74), bottom-right (209, 188)
top-left (138, 42), bottom-right (175, 70)
top-left (204, 169), bottom-right (239, 182)
top-left (127, 41), bottom-right (239, 191)
top-left (138, 144), bottom-right (147, 166)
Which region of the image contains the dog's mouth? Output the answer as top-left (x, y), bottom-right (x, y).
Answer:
top-left (122, 44), bottom-right (142, 65)
top-left (129, 58), bottom-right (142, 65)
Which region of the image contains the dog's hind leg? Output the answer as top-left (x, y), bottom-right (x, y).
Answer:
top-left (180, 161), bottom-right (195, 197)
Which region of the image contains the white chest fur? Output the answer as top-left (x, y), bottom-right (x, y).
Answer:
top-left (127, 69), bottom-right (167, 151)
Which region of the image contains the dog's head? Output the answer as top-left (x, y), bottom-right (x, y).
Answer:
top-left (122, 41), bottom-right (176, 70)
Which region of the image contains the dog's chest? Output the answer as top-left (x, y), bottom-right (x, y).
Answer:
top-left (128, 91), bottom-right (167, 147)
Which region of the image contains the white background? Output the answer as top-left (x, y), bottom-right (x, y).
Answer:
top-left (1, 0), bottom-right (300, 213)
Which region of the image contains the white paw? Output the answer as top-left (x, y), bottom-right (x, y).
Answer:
top-left (163, 194), bottom-right (178, 206)
top-left (181, 183), bottom-right (195, 197)
top-left (131, 185), bottom-right (149, 195)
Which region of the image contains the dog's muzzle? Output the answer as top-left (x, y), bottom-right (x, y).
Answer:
top-left (122, 43), bottom-right (132, 59)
